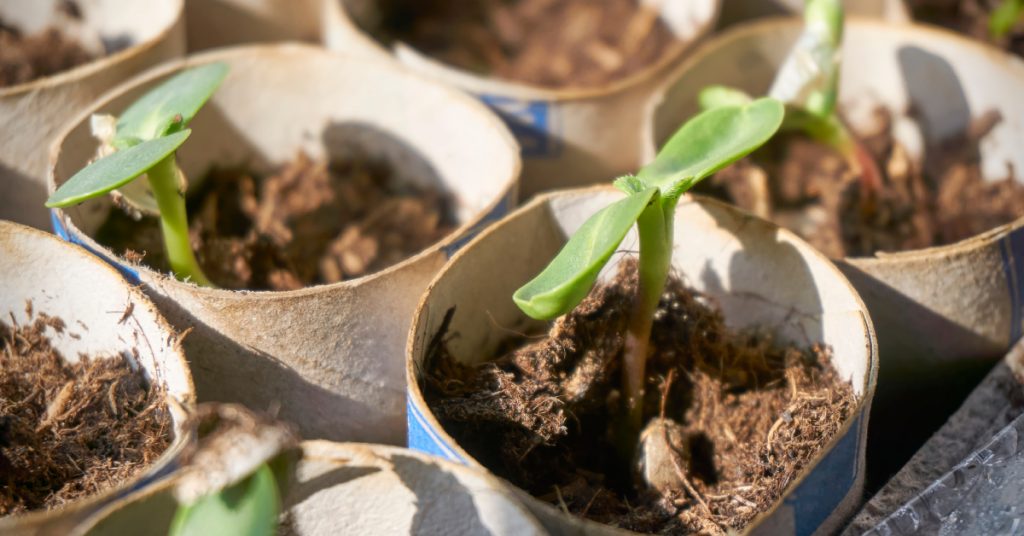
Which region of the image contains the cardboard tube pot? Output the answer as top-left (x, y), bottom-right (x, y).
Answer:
top-left (0, 221), bottom-right (193, 536)
top-left (185, 0), bottom-right (323, 52)
top-left (406, 187), bottom-right (878, 536)
top-left (648, 16), bottom-right (1024, 484)
top-left (76, 405), bottom-right (546, 535)
top-left (0, 0), bottom-right (184, 230)
top-left (322, 0), bottom-right (719, 198)
top-left (48, 44), bottom-right (520, 445)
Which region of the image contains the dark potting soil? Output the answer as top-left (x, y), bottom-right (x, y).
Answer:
top-left (0, 19), bottom-right (95, 88)
top-left (423, 261), bottom-right (857, 534)
top-left (0, 311), bottom-right (171, 516)
top-left (909, 0), bottom-right (1024, 57)
top-left (97, 152), bottom-right (456, 291)
top-left (374, 0), bottom-right (681, 89)
top-left (700, 108), bottom-right (1024, 259)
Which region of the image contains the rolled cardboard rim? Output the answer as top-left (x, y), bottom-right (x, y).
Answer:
top-left (323, 0), bottom-right (723, 100)
top-left (284, 441), bottom-right (547, 535)
top-left (47, 42), bottom-right (520, 296)
top-left (0, 220), bottom-right (194, 533)
top-left (405, 186), bottom-right (879, 535)
top-left (0, 0), bottom-right (184, 98)
top-left (74, 437), bottom-right (547, 535)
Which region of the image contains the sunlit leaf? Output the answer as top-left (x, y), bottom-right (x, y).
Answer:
top-left (168, 463), bottom-right (279, 536)
top-left (990, 0), bottom-right (1024, 38)
top-left (116, 63), bottom-right (228, 143)
top-left (698, 85), bottom-right (752, 110)
top-left (636, 98), bottom-right (784, 199)
top-left (514, 188), bottom-right (658, 320)
top-left (46, 130), bottom-right (191, 208)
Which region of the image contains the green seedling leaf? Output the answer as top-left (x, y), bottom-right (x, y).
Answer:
top-left (116, 63), bottom-right (228, 143)
top-left (636, 98), bottom-right (784, 199)
top-left (46, 130), bottom-right (191, 207)
top-left (990, 0), bottom-right (1024, 38)
top-left (169, 463), bottom-right (279, 536)
top-left (699, 85), bottom-right (752, 110)
top-left (614, 175), bottom-right (646, 194)
top-left (514, 187), bottom-right (658, 320)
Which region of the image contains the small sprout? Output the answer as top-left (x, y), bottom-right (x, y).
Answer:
top-left (169, 462), bottom-right (280, 536)
top-left (990, 0), bottom-right (1024, 39)
top-left (701, 0), bottom-right (883, 202)
top-left (47, 63), bottom-right (229, 287)
top-left (514, 98), bottom-right (784, 457)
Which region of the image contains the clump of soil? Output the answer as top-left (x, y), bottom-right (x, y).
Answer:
top-left (700, 109), bottom-right (1024, 258)
top-left (97, 152), bottom-right (456, 291)
top-left (909, 0), bottom-right (1024, 57)
top-left (375, 0), bottom-right (681, 89)
top-left (423, 261), bottom-right (857, 534)
top-left (0, 19), bottom-right (95, 87)
top-left (0, 311), bottom-right (171, 516)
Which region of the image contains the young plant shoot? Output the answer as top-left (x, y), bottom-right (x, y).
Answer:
top-left (169, 462), bottom-right (280, 536)
top-left (990, 0), bottom-right (1024, 39)
top-left (700, 0), bottom-right (883, 199)
top-left (46, 63), bottom-right (229, 287)
top-left (513, 98), bottom-right (784, 454)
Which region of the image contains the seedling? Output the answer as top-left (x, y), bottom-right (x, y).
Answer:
top-left (46, 63), bottom-right (230, 287)
top-left (990, 0), bottom-right (1024, 39)
top-left (169, 462), bottom-right (280, 536)
top-left (700, 0), bottom-right (883, 199)
top-left (513, 98), bottom-right (784, 451)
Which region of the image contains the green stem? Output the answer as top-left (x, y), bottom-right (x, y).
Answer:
top-left (149, 155), bottom-right (212, 287)
top-left (622, 199), bottom-right (674, 437)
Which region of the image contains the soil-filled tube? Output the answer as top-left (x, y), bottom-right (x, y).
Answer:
top-left (406, 187), bottom-right (877, 536)
top-left (0, 0), bottom-right (184, 230)
top-left (48, 44), bottom-right (521, 445)
top-left (646, 17), bottom-right (1024, 485)
top-left (322, 0), bottom-right (720, 198)
top-left (0, 221), bottom-right (193, 535)
top-left (184, 0), bottom-right (323, 52)
top-left (75, 404), bottom-right (547, 536)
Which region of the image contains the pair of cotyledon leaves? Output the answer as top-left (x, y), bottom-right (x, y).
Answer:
top-left (45, 62), bottom-right (230, 208)
top-left (513, 97), bottom-right (784, 321)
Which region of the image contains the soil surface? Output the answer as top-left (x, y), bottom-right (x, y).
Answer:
top-left (375, 0), bottom-right (681, 89)
top-left (0, 18), bottom-right (95, 87)
top-left (700, 109), bottom-right (1024, 258)
top-left (909, 0), bottom-right (1024, 57)
top-left (423, 261), bottom-right (857, 534)
top-left (0, 310), bottom-right (171, 516)
top-left (97, 152), bottom-right (456, 291)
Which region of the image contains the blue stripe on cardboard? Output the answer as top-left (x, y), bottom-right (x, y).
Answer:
top-left (442, 190), bottom-right (514, 259)
top-left (407, 397), bottom-right (466, 464)
top-left (999, 226), bottom-right (1024, 345)
top-left (784, 413), bottom-right (862, 536)
top-left (51, 209), bottom-right (141, 284)
top-left (479, 94), bottom-right (561, 158)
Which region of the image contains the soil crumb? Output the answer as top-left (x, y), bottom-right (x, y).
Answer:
top-left (701, 109), bottom-right (1024, 258)
top-left (909, 0), bottom-right (1024, 57)
top-left (423, 260), bottom-right (857, 534)
top-left (0, 312), bottom-right (171, 516)
top-left (374, 0), bottom-right (681, 89)
top-left (0, 21), bottom-right (95, 87)
top-left (97, 151), bottom-right (456, 291)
